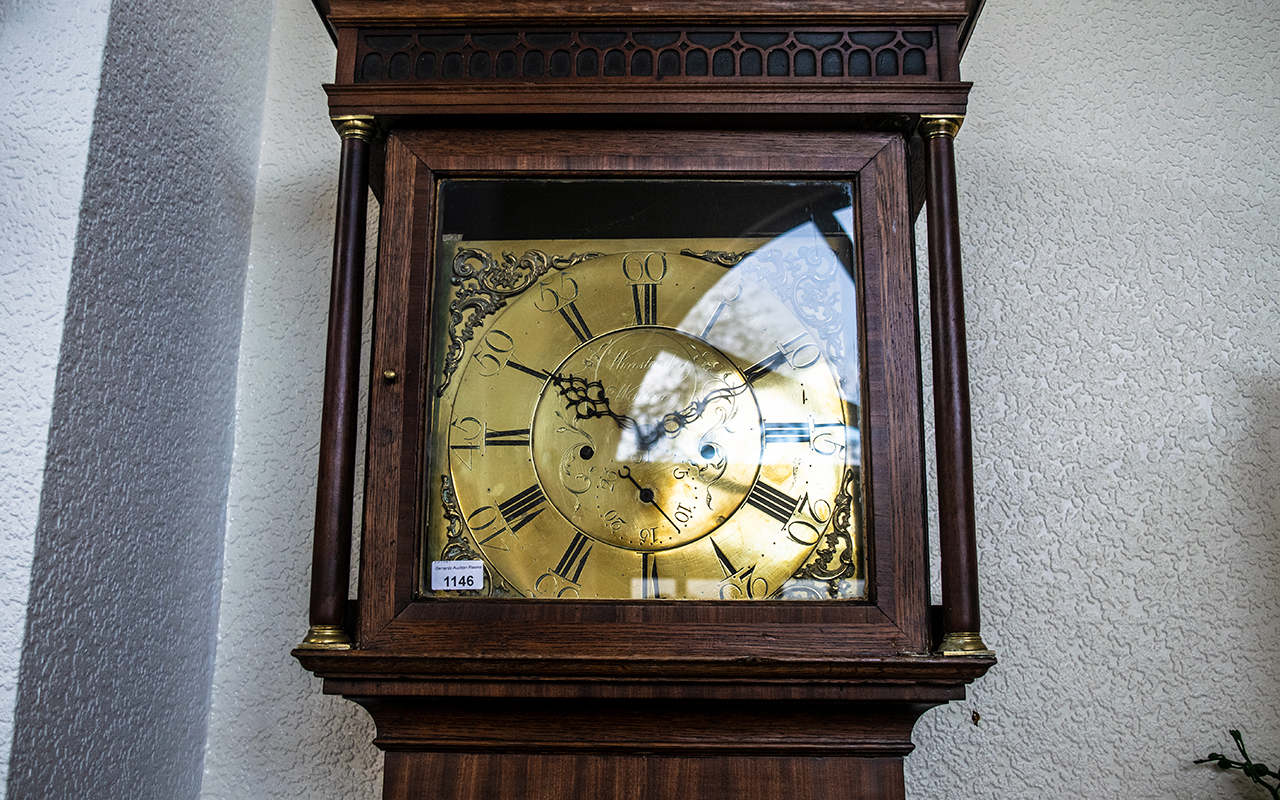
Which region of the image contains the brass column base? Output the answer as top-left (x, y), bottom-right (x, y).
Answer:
top-left (297, 625), bottom-right (352, 650)
top-left (937, 631), bottom-right (993, 656)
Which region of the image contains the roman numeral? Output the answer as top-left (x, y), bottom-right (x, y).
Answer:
top-left (632, 283), bottom-right (658, 325)
top-left (744, 332), bottom-right (813, 384)
top-left (762, 421), bottom-right (811, 444)
top-left (485, 427), bottom-right (530, 447)
top-left (448, 442), bottom-right (476, 470)
top-left (451, 426), bottom-right (530, 464)
top-left (553, 531), bottom-right (593, 584)
top-left (745, 481), bottom-right (799, 525)
top-left (476, 525), bottom-right (513, 550)
top-left (497, 484), bottom-right (546, 532)
top-left (744, 349), bottom-right (788, 384)
top-left (699, 299), bottom-right (730, 339)
top-left (558, 301), bottom-right (593, 343)
top-left (467, 505), bottom-right (515, 551)
top-left (641, 552), bottom-right (661, 598)
top-left (506, 359), bottom-right (551, 383)
top-left (710, 538), bottom-right (738, 578)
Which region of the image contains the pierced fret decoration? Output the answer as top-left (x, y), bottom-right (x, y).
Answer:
top-left (355, 27), bottom-right (940, 83)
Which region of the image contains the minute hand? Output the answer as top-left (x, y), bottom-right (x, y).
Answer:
top-left (655, 379), bottom-right (751, 437)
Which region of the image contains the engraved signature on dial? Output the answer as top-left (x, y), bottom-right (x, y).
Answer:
top-left (548, 371), bottom-right (750, 452)
top-left (530, 327), bottom-right (762, 551)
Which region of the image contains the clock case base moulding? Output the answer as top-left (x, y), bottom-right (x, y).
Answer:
top-left (298, 653), bottom-right (992, 800)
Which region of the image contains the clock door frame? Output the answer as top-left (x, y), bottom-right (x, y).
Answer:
top-left (353, 126), bottom-right (930, 668)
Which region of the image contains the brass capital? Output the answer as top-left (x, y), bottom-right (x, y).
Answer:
top-left (296, 624), bottom-right (353, 650)
top-left (331, 115), bottom-right (377, 142)
top-left (937, 631), bottom-right (994, 656)
top-left (920, 114), bottom-right (964, 139)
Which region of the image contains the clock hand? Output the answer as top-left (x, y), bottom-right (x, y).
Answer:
top-left (549, 373), bottom-right (635, 429)
top-left (617, 466), bottom-right (680, 531)
top-left (547, 375), bottom-right (667, 452)
top-left (550, 372), bottom-right (748, 451)
top-left (654, 379), bottom-right (751, 437)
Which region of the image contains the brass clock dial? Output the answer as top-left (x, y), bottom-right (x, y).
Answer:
top-left (530, 325), bottom-right (764, 553)
top-left (425, 188), bottom-right (865, 602)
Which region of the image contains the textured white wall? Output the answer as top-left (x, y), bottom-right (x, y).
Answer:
top-left (3, 0), bottom-right (273, 795)
top-left (202, 0), bottom-right (1280, 797)
top-left (907, 1), bottom-right (1280, 797)
top-left (0, 0), bottom-right (111, 788)
top-left (199, 1), bottom-right (383, 796)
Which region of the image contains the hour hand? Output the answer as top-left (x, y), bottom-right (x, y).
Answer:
top-left (549, 373), bottom-right (633, 428)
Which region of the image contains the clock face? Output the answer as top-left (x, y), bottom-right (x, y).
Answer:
top-left (424, 181), bottom-right (865, 601)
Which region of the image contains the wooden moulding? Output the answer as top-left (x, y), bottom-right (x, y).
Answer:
top-left (323, 83), bottom-right (972, 119)
top-left (301, 652), bottom-right (991, 800)
top-left (323, 0), bottom-right (979, 27)
top-left (298, 646), bottom-right (992, 800)
top-left (360, 696), bottom-right (941, 755)
top-left (297, 649), bottom-right (996, 686)
top-left (315, 2), bottom-right (984, 76)
top-left (381, 753), bottom-right (911, 800)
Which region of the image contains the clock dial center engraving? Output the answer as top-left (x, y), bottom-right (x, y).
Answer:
top-left (531, 327), bottom-right (762, 551)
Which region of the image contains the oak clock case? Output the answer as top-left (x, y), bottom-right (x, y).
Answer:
top-left (296, 121), bottom-right (992, 800)
top-left (341, 127), bottom-right (939, 655)
top-left (296, 2), bottom-right (993, 796)
top-left (425, 180), bottom-right (867, 603)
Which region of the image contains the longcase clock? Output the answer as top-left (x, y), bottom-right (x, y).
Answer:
top-left (294, 3), bottom-right (995, 799)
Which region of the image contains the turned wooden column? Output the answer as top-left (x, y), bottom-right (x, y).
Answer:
top-left (921, 115), bottom-right (991, 655)
top-left (298, 115), bottom-right (375, 650)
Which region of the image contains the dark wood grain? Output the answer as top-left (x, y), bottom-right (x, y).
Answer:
top-left (357, 135), bottom-right (420, 644)
top-left (309, 132), bottom-right (369, 632)
top-left (299, 649), bottom-right (994, 684)
top-left (346, 128), bottom-right (931, 661)
top-left (382, 753), bottom-right (907, 800)
top-left (327, 0), bottom-right (976, 26)
top-left (334, 27), bottom-right (357, 83)
top-left (324, 82), bottom-right (971, 118)
top-left (396, 126), bottom-right (887, 174)
top-left (925, 127), bottom-right (981, 638)
top-left (360, 696), bottom-right (930, 755)
top-left (858, 137), bottom-right (930, 653)
top-left (938, 23), bottom-right (963, 81)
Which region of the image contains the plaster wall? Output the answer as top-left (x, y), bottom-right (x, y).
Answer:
top-left (198, 2), bottom-right (383, 796)
top-left (3, 0), bottom-right (273, 796)
top-left (0, 0), bottom-right (111, 786)
top-left (202, 0), bottom-right (1279, 797)
top-left (906, 2), bottom-right (1280, 796)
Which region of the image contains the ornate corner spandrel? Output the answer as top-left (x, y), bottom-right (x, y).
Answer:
top-left (436, 248), bottom-right (602, 397)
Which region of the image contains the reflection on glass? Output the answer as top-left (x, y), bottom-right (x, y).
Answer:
top-left (424, 180), bottom-right (866, 601)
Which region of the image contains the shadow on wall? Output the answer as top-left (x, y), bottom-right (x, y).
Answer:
top-left (4, 0), bottom-right (272, 796)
